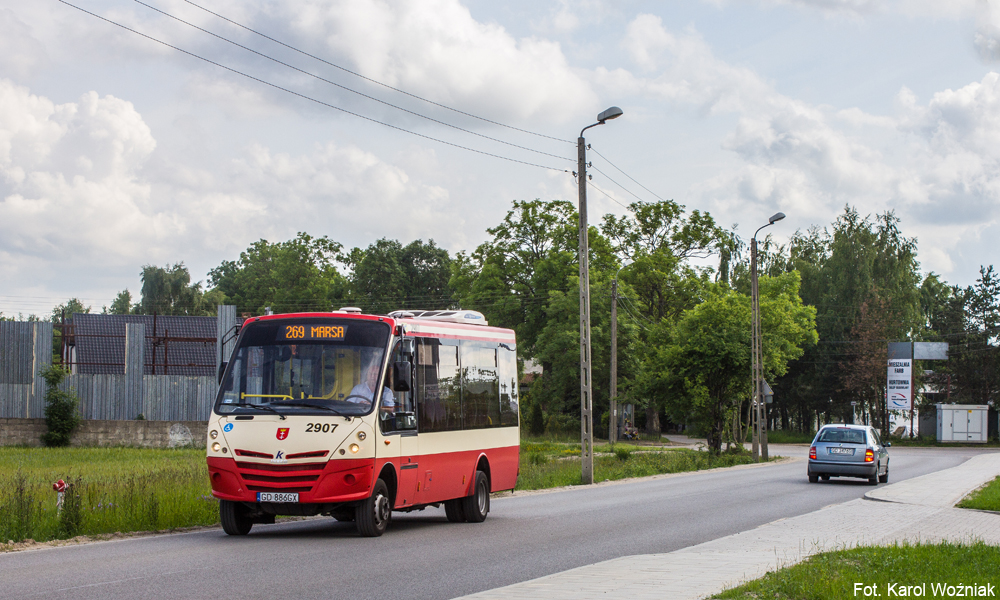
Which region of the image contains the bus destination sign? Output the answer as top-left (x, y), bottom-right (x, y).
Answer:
top-left (277, 324), bottom-right (347, 341)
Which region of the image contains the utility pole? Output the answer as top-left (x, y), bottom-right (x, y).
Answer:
top-left (610, 277), bottom-right (618, 444)
top-left (577, 106), bottom-right (622, 485)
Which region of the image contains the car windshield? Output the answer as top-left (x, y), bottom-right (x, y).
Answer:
top-left (216, 318), bottom-right (391, 417)
top-left (818, 428), bottom-right (866, 444)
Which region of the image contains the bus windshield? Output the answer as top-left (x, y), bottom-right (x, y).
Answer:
top-left (216, 318), bottom-right (392, 417)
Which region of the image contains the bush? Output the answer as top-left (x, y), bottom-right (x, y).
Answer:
top-left (527, 402), bottom-right (545, 436)
top-left (613, 445), bottom-right (632, 461)
top-left (40, 365), bottom-right (81, 447)
top-left (545, 413), bottom-right (581, 437)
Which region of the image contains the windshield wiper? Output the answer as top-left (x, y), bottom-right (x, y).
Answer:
top-left (232, 402), bottom-right (286, 420)
top-left (278, 402), bottom-right (349, 418)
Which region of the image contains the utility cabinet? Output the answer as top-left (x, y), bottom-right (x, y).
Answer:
top-left (937, 404), bottom-right (989, 443)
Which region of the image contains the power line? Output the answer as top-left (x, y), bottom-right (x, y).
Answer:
top-left (176, 0), bottom-right (573, 145)
top-left (585, 179), bottom-right (631, 212)
top-left (133, 0), bottom-right (572, 164)
top-left (589, 145), bottom-right (668, 203)
top-left (589, 164), bottom-right (647, 205)
top-left (56, 0), bottom-right (571, 173)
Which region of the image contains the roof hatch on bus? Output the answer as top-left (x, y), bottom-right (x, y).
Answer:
top-left (388, 309), bottom-right (488, 326)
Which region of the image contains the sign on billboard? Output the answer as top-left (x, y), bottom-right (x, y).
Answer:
top-left (887, 358), bottom-right (912, 411)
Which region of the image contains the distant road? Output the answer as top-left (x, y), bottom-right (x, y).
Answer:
top-left (1, 446), bottom-right (991, 600)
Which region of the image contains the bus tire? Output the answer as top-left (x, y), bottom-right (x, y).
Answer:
top-left (444, 498), bottom-right (466, 523)
top-left (220, 500), bottom-right (253, 536)
top-left (356, 478), bottom-right (391, 537)
top-left (462, 470), bottom-right (490, 523)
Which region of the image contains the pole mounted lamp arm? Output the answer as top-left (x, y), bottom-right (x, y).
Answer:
top-left (753, 212), bottom-right (785, 242)
top-left (580, 106), bottom-right (623, 138)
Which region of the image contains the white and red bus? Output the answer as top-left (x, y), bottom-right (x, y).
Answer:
top-left (207, 308), bottom-right (519, 537)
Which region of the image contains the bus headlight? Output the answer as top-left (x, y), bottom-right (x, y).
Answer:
top-left (357, 431), bottom-right (366, 441)
top-left (212, 442), bottom-right (221, 452)
top-left (349, 443), bottom-right (360, 454)
top-left (210, 430), bottom-right (218, 439)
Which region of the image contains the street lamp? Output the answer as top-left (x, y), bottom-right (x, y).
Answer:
top-left (578, 106), bottom-right (623, 485)
top-left (751, 211), bottom-right (785, 463)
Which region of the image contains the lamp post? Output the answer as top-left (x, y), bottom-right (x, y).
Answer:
top-left (579, 106), bottom-right (623, 484)
top-left (751, 211), bottom-right (785, 463)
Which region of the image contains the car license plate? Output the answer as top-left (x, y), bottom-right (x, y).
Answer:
top-left (257, 492), bottom-right (299, 503)
top-left (829, 447), bottom-right (854, 455)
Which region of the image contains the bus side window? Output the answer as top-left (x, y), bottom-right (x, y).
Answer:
top-left (461, 341), bottom-right (499, 429)
top-left (499, 343), bottom-right (518, 427)
top-left (416, 338), bottom-right (461, 432)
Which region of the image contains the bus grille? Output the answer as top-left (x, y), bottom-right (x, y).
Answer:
top-left (235, 461), bottom-right (327, 492)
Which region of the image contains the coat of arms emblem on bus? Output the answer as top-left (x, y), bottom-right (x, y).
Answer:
top-left (276, 428), bottom-right (289, 440)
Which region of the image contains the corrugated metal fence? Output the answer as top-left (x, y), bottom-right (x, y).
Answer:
top-left (0, 308), bottom-right (237, 421)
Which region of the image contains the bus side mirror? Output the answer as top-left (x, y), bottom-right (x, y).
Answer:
top-left (218, 361), bottom-right (228, 384)
top-left (392, 361), bottom-right (411, 392)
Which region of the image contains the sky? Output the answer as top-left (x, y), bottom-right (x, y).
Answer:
top-left (1, 0), bottom-right (999, 317)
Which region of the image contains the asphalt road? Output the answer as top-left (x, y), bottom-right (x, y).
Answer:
top-left (1, 445), bottom-right (992, 600)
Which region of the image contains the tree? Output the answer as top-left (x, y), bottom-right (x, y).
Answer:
top-left (104, 289), bottom-right (134, 315)
top-left (40, 365), bottom-right (81, 447)
top-left (658, 273), bottom-right (816, 453)
top-left (208, 232), bottom-right (346, 315)
top-left (347, 238), bottom-right (452, 314)
top-left (51, 298), bottom-right (91, 323)
top-left (137, 263), bottom-right (218, 316)
top-left (933, 266), bottom-right (1000, 406)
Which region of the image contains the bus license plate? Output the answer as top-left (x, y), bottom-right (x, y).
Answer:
top-left (257, 492), bottom-right (299, 503)
top-left (829, 447), bottom-right (854, 455)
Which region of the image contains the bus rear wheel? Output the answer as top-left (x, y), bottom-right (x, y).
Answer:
top-left (444, 498), bottom-right (466, 522)
top-left (356, 479), bottom-right (391, 537)
top-left (220, 500), bottom-right (253, 535)
top-left (461, 471), bottom-right (490, 523)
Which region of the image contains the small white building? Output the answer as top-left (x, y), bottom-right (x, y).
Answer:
top-left (936, 404), bottom-right (989, 443)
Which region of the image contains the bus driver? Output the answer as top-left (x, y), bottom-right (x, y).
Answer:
top-left (349, 356), bottom-right (395, 411)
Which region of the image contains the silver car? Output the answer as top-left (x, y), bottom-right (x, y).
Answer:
top-left (807, 424), bottom-right (890, 485)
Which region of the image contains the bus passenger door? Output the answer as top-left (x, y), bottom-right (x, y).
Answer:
top-left (390, 343), bottom-right (419, 507)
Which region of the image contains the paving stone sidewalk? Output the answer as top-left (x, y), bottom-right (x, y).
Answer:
top-left (458, 453), bottom-right (1000, 600)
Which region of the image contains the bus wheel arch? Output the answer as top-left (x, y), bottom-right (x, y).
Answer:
top-left (377, 463), bottom-right (398, 508)
top-left (475, 455), bottom-right (492, 492)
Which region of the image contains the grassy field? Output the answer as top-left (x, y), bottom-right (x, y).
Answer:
top-left (517, 439), bottom-right (759, 491)
top-left (958, 476), bottom-right (1000, 512)
top-left (712, 542), bottom-right (1000, 599)
top-left (0, 447), bottom-right (217, 544)
top-left (1, 439), bottom-right (760, 544)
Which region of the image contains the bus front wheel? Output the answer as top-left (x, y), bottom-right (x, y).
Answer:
top-left (444, 498), bottom-right (466, 522)
top-left (461, 470), bottom-right (490, 523)
top-left (356, 478), bottom-right (391, 537)
top-left (220, 500), bottom-right (253, 535)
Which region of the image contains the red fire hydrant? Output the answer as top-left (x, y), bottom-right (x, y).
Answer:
top-left (53, 479), bottom-right (66, 512)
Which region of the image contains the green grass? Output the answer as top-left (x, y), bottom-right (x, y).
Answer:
top-left (515, 446), bottom-right (758, 491)
top-left (712, 542), bottom-right (1000, 599)
top-left (958, 476), bottom-right (1000, 512)
top-left (0, 447), bottom-right (217, 544)
top-left (1, 440), bottom-right (761, 544)
top-left (765, 430), bottom-right (816, 444)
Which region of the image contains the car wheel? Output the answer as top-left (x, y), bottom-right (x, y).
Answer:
top-left (355, 478), bottom-right (391, 537)
top-left (461, 470), bottom-right (490, 523)
top-left (879, 466), bottom-right (889, 484)
top-left (868, 465), bottom-right (879, 485)
top-left (808, 474), bottom-right (819, 483)
top-left (220, 500), bottom-right (253, 536)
